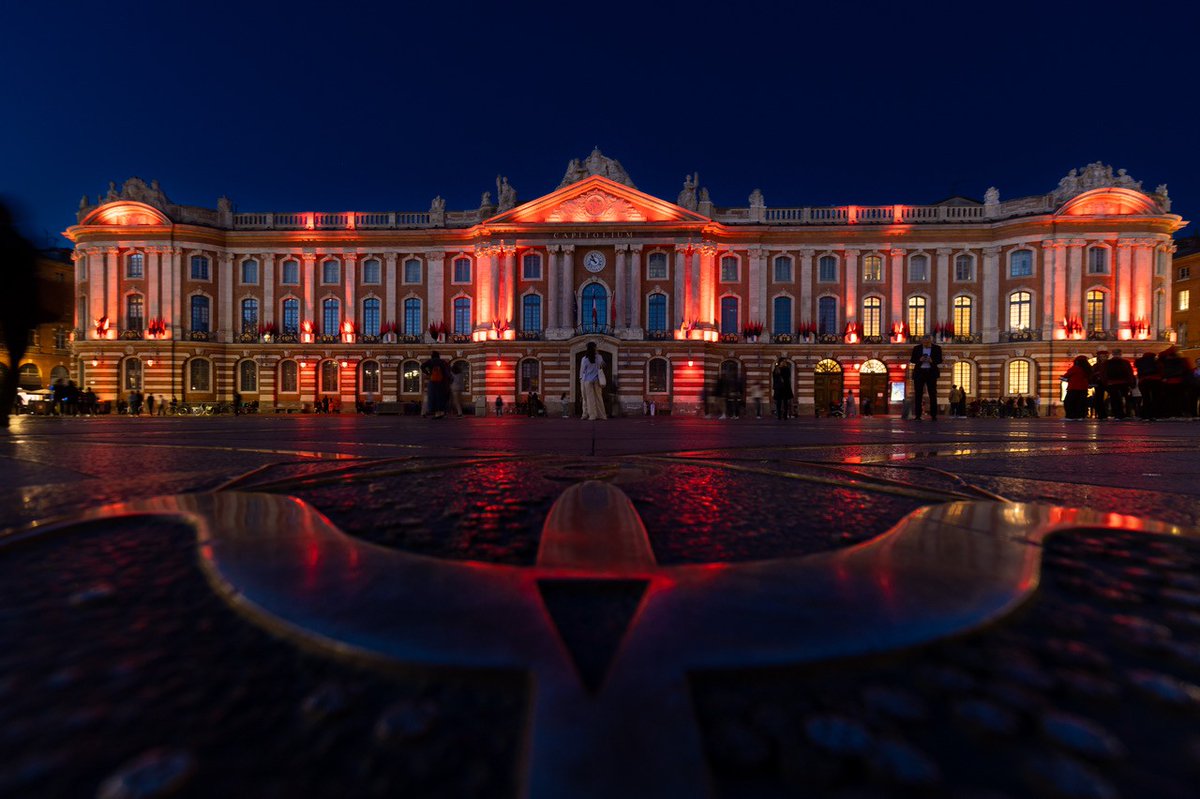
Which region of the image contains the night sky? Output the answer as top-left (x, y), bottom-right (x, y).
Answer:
top-left (2, 0), bottom-right (1196, 247)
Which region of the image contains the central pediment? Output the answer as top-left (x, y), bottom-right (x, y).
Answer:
top-left (486, 175), bottom-right (710, 226)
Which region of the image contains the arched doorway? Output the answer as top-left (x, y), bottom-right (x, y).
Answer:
top-left (574, 346), bottom-right (615, 417)
top-left (859, 359), bottom-right (889, 415)
top-left (18, 363), bottom-right (42, 390)
top-left (813, 359), bottom-right (843, 416)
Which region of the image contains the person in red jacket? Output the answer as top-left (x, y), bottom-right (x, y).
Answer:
top-left (1062, 355), bottom-right (1093, 420)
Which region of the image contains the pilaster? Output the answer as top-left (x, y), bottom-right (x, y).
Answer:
top-left (888, 248), bottom-right (904, 326)
top-left (263, 253), bottom-right (276, 325)
top-left (560, 245), bottom-right (575, 330)
top-left (615, 245), bottom-right (628, 328)
top-left (500, 244), bottom-right (516, 325)
top-left (628, 244), bottom-right (643, 332)
top-left (699, 242), bottom-right (717, 327)
top-left (935, 248), bottom-right (951, 325)
top-left (302, 253), bottom-right (316, 325)
top-left (1115, 240), bottom-right (1134, 329)
top-left (1132, 240), bottom-right (1153, 324)
top-left (384, 253), bottom-right (398, 326)
top-left (982, 246), bottom-right (1000, 343)
top-left (799, 249), bottom-right (815, 323)
top-left (674, 246), bottom-right (688, 328)
top-left (1066, 240), bottom-right (1085, 319)
top-left (748, 247), bottom-right (766, 323)
top-left (426, 252), bottom-right (444, 329)
top-left (343, 253), bottom-right (357, 329)
top-left (105, 247), bottom-right (118, 328)
top-left (219, 251), bottom-right (234, 342)
top-left (1041, 241), bottom-right (1058, 331)
top-left (147, 247), bottom-right (161, 322)
top-left (844, 249), bottom-right (860, 324)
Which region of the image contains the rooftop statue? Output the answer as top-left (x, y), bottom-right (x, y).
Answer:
top-left (1051, 162), bottom-right (1147, 204)
top-left (556, 148), bottom-right (636, 189)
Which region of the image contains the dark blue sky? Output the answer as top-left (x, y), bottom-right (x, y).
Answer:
top-left (3, 0), bottom-right (1196, 246)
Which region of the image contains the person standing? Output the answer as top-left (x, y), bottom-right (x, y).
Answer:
top-left (1103, 349), bottom-right (1135, 420)
top-left (1159, 346), bottom-right (1192, 418)
top-left (909, 335), bottom-right (943, 421)
top-left (449, 362), bottom-right (465, 417)
top-left (147, 393), bottom-right (156, 416)
top-left (771, 357), bottom-right (792, 420)
top-left (1063, 355), bottom-right (1092, 420)
top-left (844, 389), bottom-right (857, 418)
top-left (494, 394), bottom-right (504, 417)
top-left (156, 394), bottom-right (166, 416)
top-left (1091, 349), bottom-right (1109, 420)
top-left (421, 351), bottom-right (451, 419)
top-left (579, 341), bottom-right (606, 420)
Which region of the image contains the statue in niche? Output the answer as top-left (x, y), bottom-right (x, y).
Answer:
top-left (677, 173), bottom-right (698, 211)
top-left (984, 186), bottom-right (999, 206)
top-left (749, 188), bottom-right (765, 207)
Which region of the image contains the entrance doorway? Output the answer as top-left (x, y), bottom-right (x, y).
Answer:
top-left (813, 359), bottom-right (843, 415)
top-left (859, 359), bottom-right (888, 415)
top-left (574, 347), bottom-right (615, 417)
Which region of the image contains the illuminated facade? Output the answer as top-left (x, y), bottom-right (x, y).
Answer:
top-left (65, 155), bottom-right (1185, 414)
top-left (1171, 236), bottom-right (1200, 357)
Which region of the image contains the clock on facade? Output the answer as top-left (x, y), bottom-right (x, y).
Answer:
top-left (583, 250), bottom-right (606, 272)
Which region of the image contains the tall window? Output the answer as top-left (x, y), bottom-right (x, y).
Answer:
top-left (322, 298), bottom-right (340, 336)
top-left (239, 360), bottom-right (258, 393)
top-left (361, 360), bottom-right (381, 394)
top-left (522, 294), bottom-right (542, 332)
top-left (647, 252), bottom-right (668, 280)
top-left (907, 296), bottom-right (927, 337)
top-left (720, 256), bottom-right (738, 282)
top-left (320, 361), bottom-right (338, 393)
top-left (953, 296), bottom-right (973, 337)
top-left (1180, 290), bottom-right (1191, 312)
top-left (772, 296), bottom-right (792, 336)
top-left (522, 254), bottom-right (542, 280)
top-left (647, 293), bottom-right (667, 333)
top-left (582, 283), bottom-right (608, 331)
top-left (279, 361), bottom-right (298, 393)
top-left (1087, 248), bottom-right (1109, 274)
top-left (190, 295), bottom-right (210, 332)
top-left (519, 359), bottom-right (540, 393)
top-left (862, 297), bottom-right (882, 338)
top-left (322, 259), bottom-right (340, 284)
top-left (453, 297), bottom-right (472, 335)
top-left (453, 257), bottom-right (471, 283)
top-left (362, 258), bottom-right (382, 285)
top-left (909, 254), bottom-right (928, 282)
top-left (1008, 291), bottom-right (1032, 330)
top-left (241, 259), bottom-right (259, 284)
top-left (241, 298), bottom-right (259, 335)
top-left (1008, 360), bottom-right (1031, 395)
top-left (648, 358), bottom-right (668, 393)
top-left (720, 296), bottom-right (738, 334)
top-left (188, 359), bottom-right (210, 391)
top-left (862, 255), bottom-right (883, 282)
top-left (954, 254), bottom-right (974, 281)
top-left (403, 298), bottom-right (421, 336)
top-left (818, 255), bottom-right (837, 283)
top-left (362, 297), bottom-right (381, 336)
top-left (54, 328), bottom-right (68, 350)
top-left (1086, 290), bottom-right (1106, 332)
top-left (190, 255), bottom-right (210, 280)
top-left (123, 358), bottom-right (142, 391)
top-left (126, 252), bottom-right (144, 279)
top-left (282, 298), bottom-right (299, 334)
top-left (126, 294), bottom-right (144, 331)
top-left (404, 258), bottom-right (422, 284)
top-left (281, 259), bottom-right (299, 285)
top-left (818, 296), bottom-right (838, 336)
top-left (953, 361), bottom-right (972, 394)
top-left (1010, 250), bottom-right (1033, 278)
top-left (773, 256), bottom-right (793, 282)
top-left (401, 360), bottom-right (421, 393)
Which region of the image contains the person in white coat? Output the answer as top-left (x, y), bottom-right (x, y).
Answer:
top-left (579, 342), bottom-right (607, 420)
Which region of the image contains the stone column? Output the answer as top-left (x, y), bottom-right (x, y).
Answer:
top-left (105, 247), bottom-right (119, 327)
top-left (145, 248), bottom-right (161, 323)
top-left (1041, 241), bottom-right (1058, 332)
top-left (1066, 240), bottom-right (1085, 319)
top-left (699, 242), bottom-right (717, 327)
top-left (935, 248), bottom-right (951, 328)
top-left (748, 247), bottom-right (766, 323)
top-left (546, 246), bottom-right (560, 333)
top-left (561, 245), bottom-right (576, 330)
top-left (673, 246), bottom-right (688, 328)
top-left (87, 248), bottom-right (103, 335)
top-left (629, 244), bottom-right (642, 331)
top-left (262, 253), bottom-right (275, 325)
top-left (475, 246), bottom-right (493, 327)
top-left (1159, 241), bottom-right (1175, 331)
top-left (888, 248), bottom-right (905, 330)
top-left (343, 253), bottom-right (357, 330)
top-left (302, 253), bottom-right (316, 326)
top-left (982, 246), bottom-right (1000, 342)
top-left (384, 254), bottom-right (398, 326)
top-left (1054, 242), bottom-right (1068, 327)
top-left (690, 247), bottom-right (702, 324)
top-left (500, 245), bottom-right (516, 325)
top-left (1115, 240), bottom-right (1134, 330)
top-left (219, 252), bottom-right (234, 342)
top-left (799, 248), bottom-right (815, 323)
top-left (844, 249), bottom-right (860, 325)
top-left (426, 252), bottom-right (444, 330)
top-left (1132, 240), bottom-right (1153, 324)
top-left (165, 248), bottom-right (179, 335)
top-left (615, 245), bottom-right (628, 328)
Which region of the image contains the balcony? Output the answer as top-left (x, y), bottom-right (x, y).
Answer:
top-left (1005, 329), bottom-right (1043, 342)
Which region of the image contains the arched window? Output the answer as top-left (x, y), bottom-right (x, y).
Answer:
top-left (281, 298), bottom-right (299, 334)
top-left (862, 255), bottom-right (883, 282)
top-left (815, 358), bottom-right (841, 374)
top-left (401, 360), bottom-right (421, 394)
top-left (279, 361), bottom-right (298, 393)
top-left (720, 256), bottom-right (738, 283)
top-left (647, 293), bottom-right (668, 333)
top-left (361, 360), bottom-right (381, 394)
top-left (322, 298), bottom-right (340, 336)
top-left (1009, 250), bottom-right (1033, 278)
top-left (1008, 360), bottom-right (1032, 395)
top-left (281, 259), bottom-right (299, 285)
top-left (241, 298), bottom-right (259, 335)
top-left (190, 295), bottom-right (210, 333)
top-left (581, 283), bottom-right (607, 331)
top-left (907, 296), bottom-right (927, 337)
top-left (321, 259), bottom-right (340, 284)
top-left (18, 363), bottom-right (41, 390)
top-left (188, 359), bottom-right (210, 392)
top-left (50, 365), bottom-right (69, 384)
top-left (453, 297), bottom-right (472, 335)
top-left (648, 358), bottom-right (669, 393)
top-left (953, 361), bottom-right (973, 394)
top-left (126, 252), bottom-right (144, 279)
top-left (522, 253), bottom-right (542, 280)
top-left (126, 294), bottom-right (144, 331)
top-left (817, 296), bottom-right (838, 336)
top-left (241, 259), bottom-right (259, 284)
top-left (1087, 248), bottom-right (1109, 275)
top-left (519, 358), bottom-right (540, 393)
top-left (320, 361), bottom-right (338, 393)
top-left (239, 360), bottom-right (258, 393)
top-left (909, 254), bottom-right (929, 282)
top-left (953, 296), bottom-right (973, 337)
top-left (522, 294), bottom-right (542, 333)
top-left (452, 257), bottom-right (471, 283)
top-left (862, 297), bottom-right (882, 338)
top-left (647, 252), bottom-right (668, 280)
top-left (190, 255), bottom-right (210, 280)
top-left (772, 296), bottom-right (792, 336)
top-left (362, 297), bottom-right (381, 337)
top-left (720, 296), bottom-right (739, 335)
top-left (403, 258), bottom-right (422, 284)
top-left (1086, 290), bottom-right (1106, 333)
top-left (403, 298), bottom-right (422, 336)
top-left (818, 255), bottom-right (838, 283)
top-left (122, 358), bottom-right (142, 391)
top-left (773, 256), bottom-right (793, 282)
top-left (954, 254), bottom-right (974, 281)
top-left (362, 258), bottom-right (382, 285)
top-left (1008, 291), bottom-right (1032, 331)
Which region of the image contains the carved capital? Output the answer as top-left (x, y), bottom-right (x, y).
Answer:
top-left (674, 244), bottom-right (693, 254)
top-left (983, 246), bottom-right (1002, 256)
top-left (699, 242), bottom-right (718, 257)
top-left (1066, 238), bottom-right (1088, 248)
top-left (1116, 239), bottom-right (1136, 250)
top-left (501, 244), bottom-right (517, 256)
top-left (424, 250), bottom-right (444, 261)
top-left (628, 243), bottom-right (643, 253)
top-left (748, 247), bottom-right (767, 260)
top-left (936, 247), bottom-right (955, 256)
top-left (844, 249), bottom-right (861, 257)
top-left (888, 248), bottom-right (906, 258)
top-left (799, 248), bottom-right (816, 258)
top-left (560, 244), bottom-right (576, 255)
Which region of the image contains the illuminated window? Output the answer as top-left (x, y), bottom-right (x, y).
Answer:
top-left (522, 254), bottom-right (542, 280)
top-left (908, 254), bottom-right (928, 282)
top-left (907, 296), bottom-right (927, 337)
top-left (404, 298), bottom-right (422, 336)
top-left (403, 258), bottom-right (421, 284)
top-left (1086, 290), bottom-right (1106, 332)
top-left (320, 361), bottom-right (338, 393)
top-left (1009, 250), bottom-right (1033, 278)
top-left (1008, 291), bottom-right (1032, 330)
top-left (862, 255), bottom-right (883, 282)
top-left (953, 361), bottom-right (972, 394)
top-left (953, 296), bottom-right (973, 336)
top-left (720, 256), bottom-right (738, 283)
top-left (522, 294), bottom-right (542, 333)
top-left (238, 360), bottom-right (257, 393)
top-left (453, 297), bottom-right (472, 334)
top-left (401, 360), bottom-right (421, 393)
top-left (818, 255), bottom-right (838, 283)
top-left (361, 360), bottom-right (380, 394)
top-left (362, 298), bottom-right (381, 336)
top-left (322, 298), bottom-right (340, 336)
top-left (188, 359), bottom-right (210, 392)
top-left (772, 296), bottom-right (792, 336)
top-left (281, 259), bottom-right (299, 285)
top-left (1180, 290), bottom-right (1191, 312)
top-left (190, 295), bottom-right (210, 333)
top-left (241, 259), bottom-right (259, 284)
top-left (862, 297), bottom-right (882, 338)
top-left (126, 294), bottom-right (144, 331)
top-left (773, 256), bottom-right (793, 282)
top-left (123, 358), bottom-right (142, 391)
top-left (647, 358), bottom-right (668, 393)
top-left (1008, 360), bottom-right (1031, 395)
top-left (818, 296), bottom-right (838, 336)
top-left (281, 298), bottom-right (299, 334)
top-left (1087, 248), bottom-right (1109, 275)
top-left (279, 361), bottom-right (298, 393)
top-left (321, 259), bottom-right (340, 284)
top-left (519, 359), bottom-right (540, 393)
top-left (126, 252), bottom-right (144, 279)
top-left (647, 252), bottom-right (668, 280)
top-left (647, 293), bottom-right (667, 333)
top-left (954, 254), bottom-right (974, 281)
top-left (720, 296), bottom-right (738, 334)
top-left (190, 255), bottom-right (210, 280)
top-left (453, 257), bottom-right (471, 283)
top-left (363, 258), bottom-right (382, 285)
top-left (241, 298), bottom-right (259, 335)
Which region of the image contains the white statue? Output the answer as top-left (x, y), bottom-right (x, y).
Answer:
top-left (749, 188), bottom-right (765, 207)
top-left (430, 196), bottom-right (445, 214)
top-left (677, 173), bottom-right (698, 211)
top-left (984, 186), bottom-right (999, 206)
top-left (496, 176), bottom-right (516, 211)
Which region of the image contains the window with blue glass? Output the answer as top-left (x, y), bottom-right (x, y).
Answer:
top-left (453, 257), bottom-right (471, 283)
top-left (281, 298), bottom-right (299, 334)
top-left (818, 255), bottom-right (837, 283)
top-left (647, 293), bottom-right (667, 332)
top-left (190, 295), bottom-right (210, 332)
top-left (403, 259), bottom-right (421, 284)
top-left (772, 296), bottom-right (792, 336)
top-left (362, 298), bottom-right (381, 336)
top-left (281, 259), bottom-right (299, 285)
top-left (774, 256), bottom-right (793, 282)
top-left (322, 260), bottom-right (340, 284)
top-left (1009, 250), bottom-right (1033, 278)
top-left (522, 294), bottom-right (542, 332)
top-left (322, 298), bottom-right (340, 335)
top-left (581, 283), bottom-right (607, 331)
top-left (522, 254), bottom-right (542, 280)
top-left (241, 259), bottom-right (259, 284)
top-left (453, 297), bottom-right (472, 334)
top-left (241, 298), bottom-right (258, 334)
top-left (908, 254), bottom-right (929, 282)
top-left (404, 298), bottom-right (421, 336)
top-left (362, 259), bottom-right (382, 285)
top-left (720, 296), bottom-right (739, 334)
top-left (190, 255), bottom-right (209, 280)
top-left (818, 296), bottom-right (838, 336)
top-left (126, 252), bottom-right (144, 279)
top-left (720, 256), bottom-right (738, 283)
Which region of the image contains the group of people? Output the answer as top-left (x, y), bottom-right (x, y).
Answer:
top-left (420, 352), bottom-right (466, 419)
top-left (1062, 345), bottom-right (1197, 420)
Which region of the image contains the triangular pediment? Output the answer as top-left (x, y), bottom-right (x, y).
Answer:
top-left (486, 175), bottom-right (710, 225)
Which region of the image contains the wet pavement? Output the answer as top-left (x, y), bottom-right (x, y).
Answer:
top-left (1, 414), bottom-right (1198, 797)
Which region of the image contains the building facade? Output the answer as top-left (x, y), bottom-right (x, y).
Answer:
top-left (1171, 234), bottom-right (1200, 359)
top-left (0, 249), bottom-right (75, 393)
top-left (65, 155), bottom-right (1185, 415)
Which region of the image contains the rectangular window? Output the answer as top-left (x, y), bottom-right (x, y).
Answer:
top-left (908, 255), bottom-right (928, 282)
top-left (453, 258), bottom-right (471, 283)
top-left (126, 253), bottom-right (144, 279)
top-left (1087, 249), bottom-right (1108, 274)
top-left (1180, 266), bottom-right (1192, 280)
top-left (1009, 250), bottom-right (1033, 278)
top-left (241, 260), bottom-right (259, 284)
top-left (720, 256), bottom-right (738, 283)
top-left (523, 295), bottom-right (542, 332)
top-left (773, 257), bottom-right (793, 282)
top-left (404, 299), bottom-right (421, 336)
top-left (720, 296), bottom-right (738, 334)
top-left (818, 256), bottom-right (838, 283)
top-left (190, 255), bottom-right (209, 280)
top-left (281, 260), bottom-right (299, 284)
top-left (404, 259), bottom-right (422, 284)
top-left (127, 295), bottom-right (144, 330)
top-left (522, 254), bottom-right (542, 281)
top-left (362, 259), bottom-right (382, 285)
top-left (1180, 290), bottom-right (1190, 312)
top-left (453, 298), bottom-right (471, 334)
top-left (954, 255), bottom-right (973, 281)
top-left (862, 298), bottom-right (882, 338)
top-left (323, 301), bottom-right (340, 336)
top-left (280, 362), bottom-right (298, 393)
top-left (862, 255), bottom-right (883, 282)
top-left (647, 294), bottom-right (667, 333)
top-left (322, 260), bottom-right (340, 284)
top-left (282, 300), bottom-right (299, 334)
top-left (818, 297), bottom-right (837, 336)
top-left (647, 252), bottom-right (668, 280)
top-left (363, 299), bottom-right (381, 336)
top-left (190, 296), bottom-right (210, 332)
